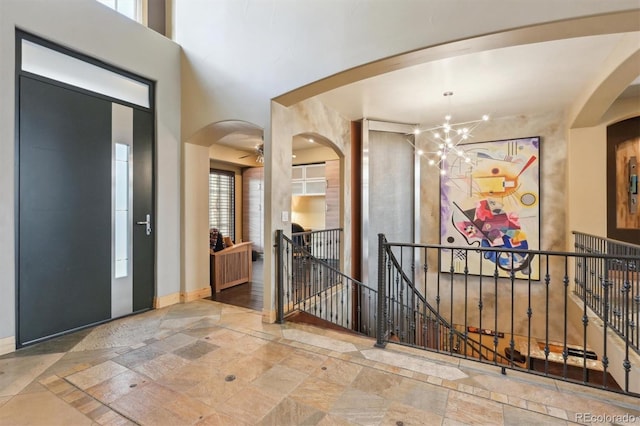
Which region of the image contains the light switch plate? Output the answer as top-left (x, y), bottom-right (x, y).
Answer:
top-left (281, 211), bottom-right (289, 222)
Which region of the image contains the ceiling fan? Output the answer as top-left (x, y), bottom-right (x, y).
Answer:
top-left (238, 143), bottom-right (264, 163)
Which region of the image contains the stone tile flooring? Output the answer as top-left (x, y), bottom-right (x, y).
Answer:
top-left (0, 299), bottom-right (638, 425)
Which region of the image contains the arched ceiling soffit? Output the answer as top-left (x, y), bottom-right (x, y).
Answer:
top-left (273, 10), bottom-right (640, 108)
top-left (293, 132), bottom-right (342, 162)
top-left (571, 41), bottom-right (640, 128)
top-left (185, 120), bottom-right (263, 148)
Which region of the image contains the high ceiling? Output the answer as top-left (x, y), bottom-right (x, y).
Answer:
top-left (316, 33), bottom-right (639, 127)
top-left (214, 31), bottom-right (639, 160)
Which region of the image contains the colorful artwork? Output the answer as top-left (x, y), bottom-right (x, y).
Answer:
top-left (440, 137), bottom-right (540, 279)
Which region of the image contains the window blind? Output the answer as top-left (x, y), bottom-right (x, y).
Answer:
top-left (209, 169), bottom-right (235, 241)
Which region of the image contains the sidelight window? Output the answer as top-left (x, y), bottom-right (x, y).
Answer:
top-left (114, 143), bottom-right (130, 278)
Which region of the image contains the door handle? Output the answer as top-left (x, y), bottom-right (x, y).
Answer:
top-left (136, 214), bottom-right (152, 236)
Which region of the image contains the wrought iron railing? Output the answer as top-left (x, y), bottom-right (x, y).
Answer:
top-left (275, 229), bottom-right (377, 336)
top-left (275, 228), bottom-right (639, 396)
top-left (377, 234), bottom-right (639, 396)
top-left (573, 232), bottom-right (639, 355)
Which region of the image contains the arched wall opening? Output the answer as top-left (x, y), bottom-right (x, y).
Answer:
top-left (182, 119), bottom-right (265, 306)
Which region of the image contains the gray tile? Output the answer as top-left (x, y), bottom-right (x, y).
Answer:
top-left (113, 345), bottom-right (166, 369)
top-left (172, 341), bottom-right (218, 360)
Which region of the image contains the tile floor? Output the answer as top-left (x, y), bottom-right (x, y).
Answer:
top-left (0, 299), bottom-right (638, 425)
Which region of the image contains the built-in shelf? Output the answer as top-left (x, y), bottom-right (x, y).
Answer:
top-left (292, 163), bottom-right (326, 196)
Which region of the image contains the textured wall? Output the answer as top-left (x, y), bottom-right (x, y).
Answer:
top-left (416, 110), bottom-right (573, 342)
top-left (266, 98), bottom-right (351, 319)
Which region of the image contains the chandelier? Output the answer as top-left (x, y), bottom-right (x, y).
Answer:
top-left (414, 91), bottom-right (489, 175)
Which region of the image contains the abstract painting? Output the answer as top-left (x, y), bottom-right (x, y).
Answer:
top-left (440, 136), bottom-right (540, 279)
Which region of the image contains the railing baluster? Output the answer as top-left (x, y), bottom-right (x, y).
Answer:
top-left (277, 230), bottom-right (638, 397)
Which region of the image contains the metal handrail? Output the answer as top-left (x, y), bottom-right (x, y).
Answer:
top-left (378, 233), bottom-right (639, 396)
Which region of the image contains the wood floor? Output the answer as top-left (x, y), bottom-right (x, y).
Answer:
top-left (208, 258), bottom-right (263, 311)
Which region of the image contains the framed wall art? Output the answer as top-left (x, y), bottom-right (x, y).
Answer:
top-left (440, 136), bottom-right (540, 280)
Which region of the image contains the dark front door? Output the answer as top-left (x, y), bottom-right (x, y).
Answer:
top-left (18, 77), bottom-right (112, 345)
top-left (18, 76), bottom-right (155, 346)
top-left (132, 109), bottom-right (155, 312)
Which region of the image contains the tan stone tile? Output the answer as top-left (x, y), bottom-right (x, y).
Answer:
top-left (381, 400), bottom-right (443, 426)
top-left (0, 396), bottom-right (11, 409)
top-left (86, 369), bottom-right (150, 405)
top-left (472, 387), bottom-right (491, 399)
top-left (110, 382), bottom-right (214, 425)
top-left (0, 390), bottom-right (92, 426)
top-left (508, 395), bottom-right (528, 408)
top-left (47, 378), bottom-right (75, 396)
top-left (315, 413), bottom-right (358, 425)
top-left (313, 358), bottom-right (362, 387)
top-left (490, 391), bottom-right (509, 403)
top-left (222, 353), bottom-right (276, 382)
top-left (503, 404), bottom-right (569, 426)
top-left (182, 369), bottom-right (251, 406)
top-left (39, 375), bottom-right (60, 386)
top-left (251, 364), bottom-right (308, 396)
top-left (61, 389), bottom-right (87, 404)
top-left (249, 342), bottom-right (296, 364)
top-left (290, 376), bottom-right (346, 412)
top-left (195, 410), bottom-right (249, 426)
top-left (67, 361), bottom-right (128, 390)
top-left (231, 334), bottom-right (270, 355)
top-left (75, 398), bottom-right (102, 415)
top-left (0, 353), bottom-right (65, 397)
top-left (546, 405), bottom-right (568, 420)
top-left (457, 383), bottom-right (475, 394)
top-left (399, 380), bottom-right (449, 416)
top-left (445, 390), bottom-right (504, 425)
top-left (93, 408), bottom-right (135, 426)
top-left (527, 401), bottom-right (548, 414)
top-left (132, 352), bottom-right (190, 381)
top-left (198, 345), bottom-right (245, 365)
top-left (441, 379), bottom-right (459, 390)
top-left (215, 384), bottom-right (282, 424)
top-left (256, 396), bottom-right (325, 426)
top-left (427, 376), bottom-right (443, 386)
top-left (350, 366), bottom-right (405, 399)
top-left (329, 388), bottom-right (390, 425)
top-left (19, 380), bottom-right (48, 395)
top-left (85, 403), bottom-right (111, 421)
top-left (279, 349), bottom-right (327, 373)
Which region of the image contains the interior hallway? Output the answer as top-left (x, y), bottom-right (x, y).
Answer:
top-left (0, 299), bottom-right (638, 426)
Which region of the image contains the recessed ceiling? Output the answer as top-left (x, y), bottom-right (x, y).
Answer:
top-left (315, 33), bottom-right (639, 126)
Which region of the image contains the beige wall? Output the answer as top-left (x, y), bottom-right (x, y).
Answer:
top-left (291, 196), bottom-right (325, 230)
top-left (0, 0), bottom-right (181, 346)
top-left (183, 143), bottom-right (210, 296)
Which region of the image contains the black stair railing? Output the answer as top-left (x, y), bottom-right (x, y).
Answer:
top-left (573, 231), bottom-right (639, 354)
top-left (377, 233), bottom-right (513, 366)
top-left (377, 233), bottom-right (639, 397)
top-left (275, 229), bottom-right (377, 336)
top-left (276, 229), bottom-right (639, 396)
